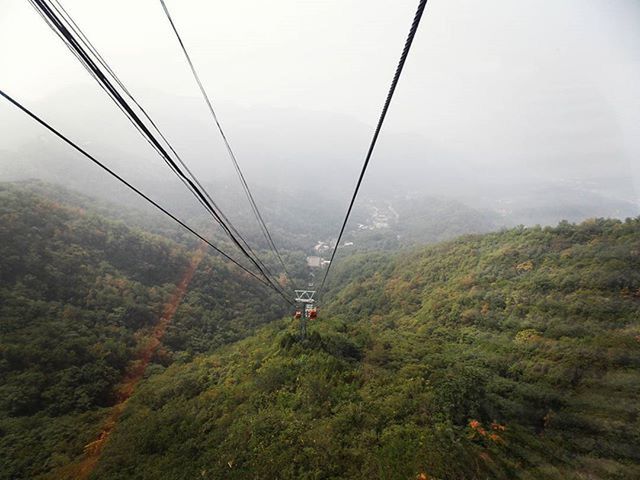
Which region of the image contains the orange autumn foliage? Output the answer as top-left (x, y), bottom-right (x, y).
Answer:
top-left (469, 419), bottom-right (506, 443)
top-left (491, 422), bottom-right (506, 431)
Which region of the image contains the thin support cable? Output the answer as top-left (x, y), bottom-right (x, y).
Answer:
top-left (319, 0), bottom-right (428, 295)
top-left (158, 0), bottom-right (296, 290)
top-left (0, 89), bottom-right (298, 307)
top-left (29, 0), bottom-right (290, 299)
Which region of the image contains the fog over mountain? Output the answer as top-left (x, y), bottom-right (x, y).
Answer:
top-left (1, 0), bottom-right (639, 241)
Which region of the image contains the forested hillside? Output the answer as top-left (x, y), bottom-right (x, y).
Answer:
top-left (0, 183), bottom-right (286, 479)
top-left (91, 218), bottom-right (640, 479)
top-left (1, 181), bottom-right (639, 479)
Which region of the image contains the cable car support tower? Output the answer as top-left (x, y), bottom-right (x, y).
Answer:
top-left (294, 289), bottom-right (317, 339)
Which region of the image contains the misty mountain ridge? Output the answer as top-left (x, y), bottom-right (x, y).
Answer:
top-left (10, 177), bottom-right (637, 263)
top-left (1, 85), bottom-right (637, 234)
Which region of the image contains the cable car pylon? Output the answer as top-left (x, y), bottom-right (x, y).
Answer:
top-left (294, 289), bottom-right (317, 339)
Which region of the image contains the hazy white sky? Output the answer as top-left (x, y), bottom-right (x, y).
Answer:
top-left (1, 0), bottom-right (640, 199)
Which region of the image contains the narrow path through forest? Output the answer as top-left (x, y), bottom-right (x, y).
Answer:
top-left (50, 243), bottom-right (208, 480)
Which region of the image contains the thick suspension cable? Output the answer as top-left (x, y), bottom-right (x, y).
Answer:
top-left (34, 0), bottom-right (287, 298)
top-left (47, 0), bottom-right (290, 298)
top-left (319, 0), bottom-right (428, 295)
top-left (158, 0), bottom-right (296, 289)
top-left (49, 0), bottom-right (270, 268)
top-left (0, 89), bottom-right (294, 305)
top-left (29, 0), bottom-right (290, 299)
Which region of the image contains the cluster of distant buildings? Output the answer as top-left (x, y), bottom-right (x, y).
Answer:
top-left (307, 240), bottom-right (354, 268)
top-left (357, 204), bottom-right (397, 230)
top-left (304, 203), bottom-right (400, 269)
top-left (313, 241), bottom-right (331, 254)
top-left (306, 256), bottom-right (330, 268)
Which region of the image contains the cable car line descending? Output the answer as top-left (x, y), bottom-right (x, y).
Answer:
top-left (159, 0), bottom-right (297, 290)
top-left (319, 0), bottom-right (428, 296)
top-left (0, 89), bottom-right (294, 306)
top-left (28, 0), bottom-right (290, 300)
top-left (28, 0), bottom-right (231, 258)
top-left (30, 0), bottom-right (289, 300)
top-left (47, 0), bottom-right (190, 173)
top-left (47, 0), bottom-right (289, 298)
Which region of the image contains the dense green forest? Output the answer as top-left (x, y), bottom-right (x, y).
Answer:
top-left (1, 182), bottom-right (639, 479)
top-left (93, 219), bottom-right (640, 479)
top-left (0, 183), bottom-right (287, 479)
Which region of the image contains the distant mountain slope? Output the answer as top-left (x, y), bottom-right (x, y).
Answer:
top-left (346, 195), bottom-right (499, 250)
top-left (0, 183), bottom-right (286, 480)
top-left (476, 182), bottom-right (639, 227)
top-left (93, 218), bottom-right (640, 479)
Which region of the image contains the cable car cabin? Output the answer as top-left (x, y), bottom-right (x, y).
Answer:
top-left (308, 308), bottom-right (317, 320)
top-left (294, 310), bottom-right (302, 320)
